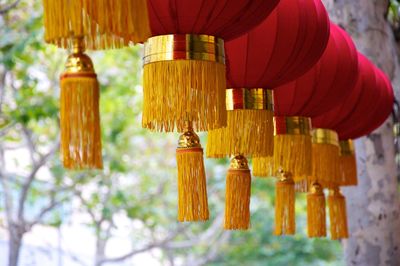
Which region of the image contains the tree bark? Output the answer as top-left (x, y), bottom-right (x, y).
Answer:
top-left (8, 226), bottom-right (23, 266)
top-left (322, 1), bottom-right (400, 265)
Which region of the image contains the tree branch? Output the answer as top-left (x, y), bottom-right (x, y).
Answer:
top-left (17, 140), bottom-right (59, 221)
top-left (0, 0), bottom-right (21, 15)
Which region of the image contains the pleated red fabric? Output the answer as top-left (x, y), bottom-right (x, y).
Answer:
top-left (147, 0), bottom-right (280, 40)
top-left (313, 54), bottom-right (394, 139)
top-left (225, 0), bottom-right (330, 88)
top-left (274, 23), bottom-right (358, 117)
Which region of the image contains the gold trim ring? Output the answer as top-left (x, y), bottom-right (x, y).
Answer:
top-left (274, 116), bottom-right (311, 135)
top-left (143, 34), bottom-right (225, 64)
top-left (312, 128), bottom-right (339, 146)
top-left (339, 139), bottom-right (355, 156)
top-left (226, 88), bottom-right (273, 111)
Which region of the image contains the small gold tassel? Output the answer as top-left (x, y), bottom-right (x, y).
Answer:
top-left (328, 187), bottom-right (349, 240)
top-left (176, 124), bottom-right (209, 222)
top-left (207, 109), bottom-right (274, 158)
top-left (60, 38), bottom-right (102, 169)
top-left (252, 156), bottom-right (273, 177)
top-left (339, 140), bottom-right (357, 186)
top-left (43, 0), bottom-right (149, 49)
top-left (311, 129), bottom-right (340, 189)
top-left (143, 35), bottom-right (227, 133)
top-left (224, 155), bottom-right (251, 230)
top-left (307, 182), bottom-right (326, 237)
top-left (274, 169), bottom-right (295, 235)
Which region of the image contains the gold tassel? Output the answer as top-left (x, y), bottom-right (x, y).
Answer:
top-left (60, 38), bottom-right (102, 169)
top-left (252, 156), bottom-right (273, 177)
top-left (142, 60), bottom-right (226, 132)
top-left (176, 124), bottom-right (209, 222)
top-left (274, 169), bottom-right (295, 235)
top-left (142, 35), bottom-right (227, 133)
top-left (311, 129), bottom-right (340, 189)
top-left (307, 182), bottom-right (326, 237)
top-left (328, 187), bottom-right (349, 240)
top-left (224, 155), bottom-right (251, 230)
top-left (83, 0), bottom-right (151, 44)
top-left (43, 0), bottom-right (130, 49)
top-left (207, 109), bottom-right (274, 158)
top-left (339, 140), bottom-right (357, 186)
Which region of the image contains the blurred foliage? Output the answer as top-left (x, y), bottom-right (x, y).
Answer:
top-left (0, 1), bottom-right (343, 266)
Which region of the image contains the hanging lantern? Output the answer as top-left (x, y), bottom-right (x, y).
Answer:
top-left (265, 23), bottom-right (358, 188)
top-left (206, 0), bottom-right (330, 231)
top-left (313, 54), bottom-right (394, 186)
top-left (143, 0), bottom-right (280, 133)
top-left (143, 0), bottom-right (280, 222)
top-left (43, 0), bottom-right (151, 169)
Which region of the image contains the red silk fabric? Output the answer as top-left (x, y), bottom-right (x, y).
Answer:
top-left (147, 0), bottom-right (279, 41)
top-left (313, 54), bottom-right (394, 140)
top-left (225, 0), bottom-right (330, 88)
top-left (274, 23), bottom-right (359, 117)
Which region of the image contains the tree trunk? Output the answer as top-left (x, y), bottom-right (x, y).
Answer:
top-left (322, 1), bottom-right (400, 265)
top-left (8, 226), bottom-right (23, 266)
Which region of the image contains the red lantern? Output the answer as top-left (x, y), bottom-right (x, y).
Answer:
top-left (143, 0), bottom-right (280, 223)
top-left (268, 23), bottom-right (358, 238)
top-left (207, 0), bottom-right (330, 233)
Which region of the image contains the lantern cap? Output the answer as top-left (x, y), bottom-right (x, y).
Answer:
top-left (144, 34), bottom-right (225, 65)
top-left (339, 140), bottom-right (355, 156)
top-left (177, 123), bottom-right (201, 149)
top-left (312, 128), bottom-right (339, 146)
top-left (274, 116), bottom-right (312, 136)
top-left (229, 155), bottom-right (249, 170)
top-left (226, 88), bottom-right (273, 111)
top-left (277, 168), bottom-right (294, 184)
top-left (63, 38), bottom-right (94, 74)
top-left (309, 182), bottom-right (324, 195)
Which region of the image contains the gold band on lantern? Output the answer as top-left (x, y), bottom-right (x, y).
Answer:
top-left (339, 140), bottom-right (355, 156)
top-left (274, 116), bottom-right (312, 136)
top-left (312, 128), bottom-right (339, 146)
top-left (226, 88), bottom-right (273, 111)
top-left (143, 34), bottom-right (225, 65)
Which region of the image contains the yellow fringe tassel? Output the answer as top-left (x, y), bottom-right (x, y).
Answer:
top-left (274, 172), bottom-right (295, 235)
top-left (307, 183), bottom-right (326, 237)
top-left (207, 110), bottom-right (274, 158)
top-left (43, 0), bottom-right (150, 49)
top-left (328, 188), bottom-right (349, 240)
top-left (273, 134), bottom-right (312, 182)
top-left (142, 60), bottom-right (227, 132)
top-left (339, 154), bottom-right (358, 186)
top-left (252, 156), bottom-right (273, 177)
top-left (311, 143), bottom-right (339, 189)
top-left (176, 147), bottom-right (209, 222)
top-left (83, 0), bottom-right (151, 44)
top-left (60, 75), bottom-right (103, 169)
top-left (224, 169), bottom-right (251, 230)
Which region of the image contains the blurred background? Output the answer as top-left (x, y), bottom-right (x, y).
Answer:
top-left (0, 1), bottom-right (342, 265)
top-left (1, 1), bottom-right (400, 266)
